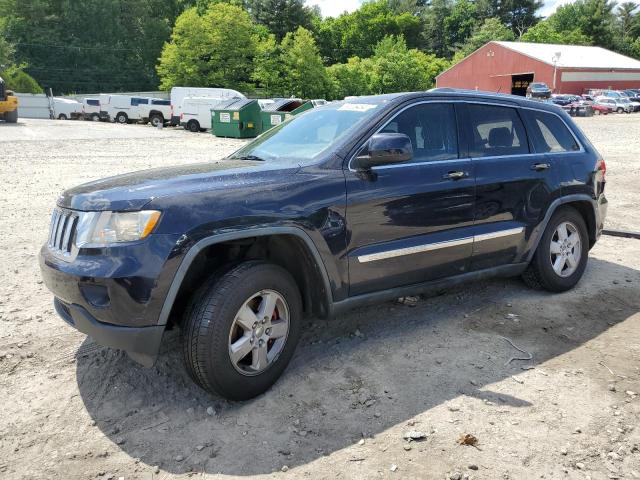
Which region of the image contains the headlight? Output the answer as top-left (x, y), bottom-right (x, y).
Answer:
top-left (76, 210), bottom-right (161, 247)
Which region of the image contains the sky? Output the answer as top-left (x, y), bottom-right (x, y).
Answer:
top-left (306, 0), bottom-right (600, 19)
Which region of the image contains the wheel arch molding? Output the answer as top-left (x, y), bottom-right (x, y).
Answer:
top-left (525, 194), bottom-right (599, 263)
top-left (157, 226), bottom-right (335, 327)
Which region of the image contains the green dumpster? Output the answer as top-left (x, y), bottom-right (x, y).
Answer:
top-left (211, 98), bottom-right (262, 138)
top-left (260, 99), bottom-right (307, 131)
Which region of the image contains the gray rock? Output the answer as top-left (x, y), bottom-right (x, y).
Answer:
top-left (206, 407), bottom-right (216, 416)
top-left (175, 454), bottom-right (184, 462)
top-left (450, 473), bottom-right (462, 480)
top-left (468, 464), bottom-right (479, 470)
top-left (281, 465), bottom-right (289, 472)
top-left (403, 430), bottom-right (428, 441)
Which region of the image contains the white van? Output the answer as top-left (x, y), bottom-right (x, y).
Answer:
top-left (99, 94), bottom-right (153, 123)
top-left (170, 87), bottom-right (245, 126)
top-left (82, 98), bottom-right (101, 121)
top-left (138, 98), bottom-right (172, 127)
top-left (179, 96), bottom-right (230, 132)
top-left (52, 98), bottom-right (83, 120)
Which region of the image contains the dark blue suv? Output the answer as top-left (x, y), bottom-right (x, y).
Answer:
top-left (39, 89), bottom-right (607, 400)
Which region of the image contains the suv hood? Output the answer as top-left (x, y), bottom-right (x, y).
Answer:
top-left (58, 159), bottom-right (280, 211)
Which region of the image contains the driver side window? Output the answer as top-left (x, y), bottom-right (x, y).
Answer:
top-left (379, 103), bottom-right (459, 163)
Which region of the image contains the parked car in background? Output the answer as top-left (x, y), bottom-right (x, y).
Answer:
top-left (40, 89), bottom-right (607, 400)
top-left (82, 98), bottom-right (101, 121)
top-left (526, 82), bottom-right (551, 99)
top-left (170, 87), bottom-right (244, 126)
top-left (99, 94), bottom-right (153, 123)
top-left (623, 89), bottom-right (640, 101)
top-left (550, 95), bottom-right (574, 106)
top-left (590, 103), bottom-right (610, 115)
top-left (595, 96), bottom-right (632, 113)
top-left (52, 98), bottom-right (83, 120)
top-left (139, 98), bottom-right (171, 127)
top-left (179, 96), bottom-right (227, 132)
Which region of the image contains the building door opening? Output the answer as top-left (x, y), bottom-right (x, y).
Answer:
top-left (511, 73), bottom-right (534, 96)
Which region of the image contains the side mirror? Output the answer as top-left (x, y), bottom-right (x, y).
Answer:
top-left (354, 133), bottom-right (413, 170)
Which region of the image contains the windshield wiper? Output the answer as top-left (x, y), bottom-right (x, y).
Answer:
top-left (233, 154), bottom-right (266, 162)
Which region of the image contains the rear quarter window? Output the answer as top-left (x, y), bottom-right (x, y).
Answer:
top-left (525, 110), bottom-right (580, 153)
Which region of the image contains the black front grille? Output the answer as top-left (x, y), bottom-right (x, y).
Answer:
top-left (48, 209), bottom-right (78, 254)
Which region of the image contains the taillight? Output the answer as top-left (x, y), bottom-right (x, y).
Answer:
top-left (598, 158), bottom-right (606, 179)
top-left (180, 113), bottom-right (183, 119)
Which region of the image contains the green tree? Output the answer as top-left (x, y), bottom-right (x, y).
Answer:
top-left (502, 0), bottom-right (542, 36)
top-left (422, 0), bottom-right (452, 57)
top-left (550, 0), bottom-right (615, 49)
top-left (443, 0), bottom-right (477, 53)
top-left (251, 34), bottom-right (286, 95)
top-left (0, 35), bottom-right (14, 68)
top-left (279, 27), bottom-right (329, 98)
top-left (368, 35), bottom-right (449, 93)
top-left (245, 0), bottom-right (317, 41)
top-left (616, 2), bottom-right (638, 38)
top-left (520, 20), bottom-right (591, 44)
top-left (315, 0), bottom-right (422, 63)
top-left (457, 17), bottom-right (515, 56)
top-left (157, 4), bottom-right (258, 90)
top-left (1, 64), bottom-right (43, 93)
top-left (0, 0), bottom-right (185, 93)
top-left (326, 57), bottom-right (372, 99)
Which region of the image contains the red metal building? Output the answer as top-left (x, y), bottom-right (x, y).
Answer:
top-left (436, 41), bottom-right (640, 95)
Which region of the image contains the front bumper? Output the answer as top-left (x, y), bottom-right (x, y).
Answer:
top-left (55, 298), bottom-right (164, 366)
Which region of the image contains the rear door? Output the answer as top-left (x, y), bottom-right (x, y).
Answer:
top-left (345, 101), bottom-right (476, 296)
top-left (463, 103), bottom-right (560, 270)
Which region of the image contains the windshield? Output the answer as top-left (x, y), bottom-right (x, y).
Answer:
top-left (230, 101), bottom-right (383, 164)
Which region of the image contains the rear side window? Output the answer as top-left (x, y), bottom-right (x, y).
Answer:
top-left (379, 103), bottom-right (458, 163)
top-left (131, 97), bottom-right (149, 106)
top-left (152, 100), bottom-right (170, 105)
top-left (525, 110), bottom-right (580, 153)
top-left (86, 99), bottom-right (99, 106)
top-left (467, 104), bottom-right (529, 157)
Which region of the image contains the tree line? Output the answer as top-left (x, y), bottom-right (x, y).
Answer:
top-left (0, 0), bottom-right (639, 97)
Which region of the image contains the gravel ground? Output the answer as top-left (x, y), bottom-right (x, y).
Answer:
top-left (0, 117), bottom-right (639, 480)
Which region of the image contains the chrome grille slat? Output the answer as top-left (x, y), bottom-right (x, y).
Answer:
top-left (47, 208), bottom-right (78, 256)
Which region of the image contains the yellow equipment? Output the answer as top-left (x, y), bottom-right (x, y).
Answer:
top-left (0, 76), bottom-right (18, 123)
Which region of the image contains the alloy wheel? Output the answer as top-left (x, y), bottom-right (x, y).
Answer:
top-left (549, 221), bottom-right (582, 278)
top-left (228, 289), bottom-right (290, 376)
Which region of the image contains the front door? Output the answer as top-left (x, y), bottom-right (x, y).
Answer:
top-left (344, 101), bottom-right (476, 297)
top-left (462, 103), bottom-right (561, 270)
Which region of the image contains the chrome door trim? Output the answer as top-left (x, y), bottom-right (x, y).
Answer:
top-left (357, 236), bottom-right (473, 263)
top-left (357, 226), bottom-right (524, 263)
top-left (474, 227), bottom-right (524, 242)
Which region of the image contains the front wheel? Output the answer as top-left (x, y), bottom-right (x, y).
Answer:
top-left (58, 114), bottom-right (67, 120)
top-left (182, 261), bottom-right (302, 400)
top-left (187, 120), bottom-right (200, 132)
top-left (115, 112), bottom-right (128, 124)
top-left (150, 114), bottom-right (164, 127)
top-left (90, 113), bottom-right (100, 122)
top-left (522, 207), bottom-right (588, 292)
top-left (617, 107), bottom-right (624, 113)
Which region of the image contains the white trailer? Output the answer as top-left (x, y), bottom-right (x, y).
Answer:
top-left (52, 98), bottom-right (83, 120)
top-left (179, 96), bottom-right (230, 132)
top-left (99, 94), bottom-right (153, 123)
top-left (170, 87), bottom-right (244, 126)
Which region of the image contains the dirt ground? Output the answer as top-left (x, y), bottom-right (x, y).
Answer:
top-left (0, 117), bottom-right (639, 480)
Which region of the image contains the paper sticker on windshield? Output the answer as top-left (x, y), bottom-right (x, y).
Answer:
top-left (338, 103), bottom-right (377, 112)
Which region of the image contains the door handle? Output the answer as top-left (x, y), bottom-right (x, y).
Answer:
top-left (531, 163), bottom-right (551, 171)
top-left (443, 171), bottom-right (469, 180)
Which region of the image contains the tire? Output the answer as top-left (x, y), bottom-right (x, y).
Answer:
top-left (58, 114), bottom-right (67, 120)
top-left (594, 109), bottom-right (600, 115)
top-left (182, 261), bottom-right (302, 400)
top-left (115, 112), bottom-right (128, 124)
top-left (522, 206), bottom-right (588, 292)
top-left (617, 107), bottom-right (624, 113)
top-left (91, 113), bottom-right (100, 122)
top-left (150, 113), bottom-right (164, 127)
top-left (4, 109), bottom-right (17, 123)
top-left (187, 120), bottom-right (200, 132)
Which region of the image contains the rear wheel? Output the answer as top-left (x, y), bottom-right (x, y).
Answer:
top-left (90, 113), bottom-right (100, 121)
top-left (522, 207), bottom-right (588, 292)
top-left (182, 261), bottom-right (302, 400)
top-left (115, 112), bottom-right (128, 124)
top-left (4, 109), bottom-right (17, 123)
top-left (187, 120), bottom-right (200, 132)
top-left (150, 113), bottom-right (164, 127)
top-left (58, 114), bottom-right (67, 120)
top-left (617, 107), bottom-right (624, 113)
